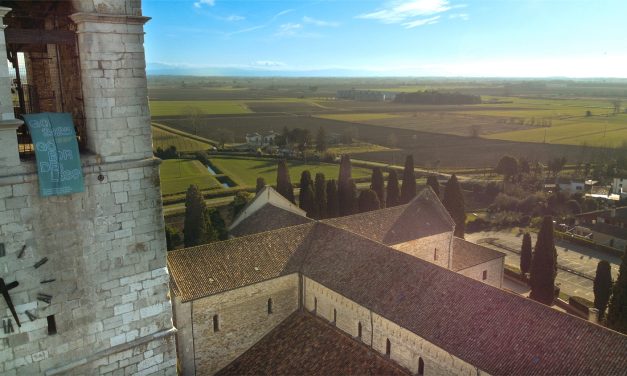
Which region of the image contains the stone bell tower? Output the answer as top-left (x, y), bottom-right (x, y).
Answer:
top-left (0, 1), bottom-right (176, 374)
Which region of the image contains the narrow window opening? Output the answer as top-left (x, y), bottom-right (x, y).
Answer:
top-left (213, 314), bottom-right (219, 332)
top-left (267, 298), bottom-right (273, 314)
top-left (47, 315), bottom-right (57, 335)
top-left (314, 297), bottom-right (317, 313)
top-left (418, 357), bottom-right (425, 376)
top-left (386, 338), bottom-right (391, 356)
top-left (357, 322), bottom-right (362, 339)
top-left (434, 248), bottom-right (438, 261)
top-left (333, 308), bottom-right (337, 324)
top-left (482, 270), bottom-right (488, 280)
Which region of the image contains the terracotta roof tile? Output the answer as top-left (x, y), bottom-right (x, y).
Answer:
top-left (168, 223), bottom-right (315, 302)
top-left (230, 203), bottom-right (313, 237)
top-left (169, 206), bottom-right (627, 375)
top-left (323, 188), bottom-right (454, 245)
top-left (216, 311), bottom-right (410, 376)
top-left (452, 237), bottom-right (505, 271)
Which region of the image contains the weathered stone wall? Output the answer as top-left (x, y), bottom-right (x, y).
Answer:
top-left (0, 159), bottom-right (176, 375)
top-left (187, 274), bottom-right (299, 375)
top-left (303, 277), bottom-right (487, 376)
top-left (457, 257), bottom-right (504, 289)
top-left (391, 232), bottom-right (453, 270)
top-left (70, 10), bottom-right (152, 163)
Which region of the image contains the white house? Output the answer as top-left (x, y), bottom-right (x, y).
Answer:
top-left (611, 177), bottom-right (627, 198)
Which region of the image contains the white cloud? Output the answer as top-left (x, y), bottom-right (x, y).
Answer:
top-left (449, 13), bottom-right (469, 20)
top-left (276, 22), bottom-right (302, 36)
top-left (357, 0), bottom-right (455, 28)
top-left (403, 15), bottom-right (440, 28)
top-left (226, 9), bottom-right (292, 36)
top-left (253, 60), bottom-right (286, 67)
top-left (223, 15), bottom-right (245, 22)
top-left (303, 16), bottom-right (340, 27)
top-left (193, 0), bottom-right (215, 8)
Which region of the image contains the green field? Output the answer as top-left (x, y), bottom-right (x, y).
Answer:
top-left (152, 126), bottom-right (212, 152)
top-left (149, 100), bottom-right (252, 116)
top-left (316, 113), bottom-right (403, 122)
top-left (160, 159), bottom-right (221, 195)
top-left (209, 156), bottom-right (373, 187)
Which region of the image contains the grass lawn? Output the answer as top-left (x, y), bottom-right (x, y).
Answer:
top-left (160, 159), bottom-right (222, 195)
top-left (485, 114), bottom-right (627, 148)
top-left (316, 113), bottom-right (403, 122)
top-left (209, 156), bottom-right (373, 188)
top-left (328, 143), bottom-right (393, 154)
top-left (152, 126), bottom-right (212, 152)
top-left (149, 100), bottom-right (252, 116)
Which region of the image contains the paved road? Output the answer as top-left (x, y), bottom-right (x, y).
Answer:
top-left (466, 230), bottom-right (621, 301)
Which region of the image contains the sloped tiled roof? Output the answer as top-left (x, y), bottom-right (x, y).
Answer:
top-left (168, 223), bottom-right (315, 301)
top-left (230, 203), bottom-right (313, 237)
top-left (452, 237), bottom-right (504, 271)
top-left (169, 220), bottom-right (627, 375)
top-left (216, 312), bottom-right (410, 376)
top-left (323, 188), bottom-right (454, 245)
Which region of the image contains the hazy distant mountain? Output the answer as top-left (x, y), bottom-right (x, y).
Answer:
top-left (147, 62), bottom-right (391, 77)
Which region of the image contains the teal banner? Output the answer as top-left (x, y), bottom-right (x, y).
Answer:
top-left (22, 113), bottom-right (84, 197)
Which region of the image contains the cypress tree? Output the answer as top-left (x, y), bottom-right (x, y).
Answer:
top-left (338, 155), bottom-right (354, 215)
top-left (326, 179), bottom-right (339, 218)
top-left (299, 170), bottom-right (315, 217)
top-left (314, 173), bottom-right (327, 219)
top-left (529, 216), bottom-right (558, 305)
top-left (298, 184), bottom-right (315, 218)
top-left (593, 260), bottom-right (613, 320)
top-left (255, 177), bottom-right (266, 193)
top-left (209, 208), bottom-right (228, 240)
top-left (276, 160), bottom-right (295, 203)
top-left (347, 179), bottom-right (358, 215)
top-left (520, 232), bottom-right (532, 275)
top-left (370, 167), bottom-right (385, 207)
top-left (183, 185), bottom-right (215, 247)
top-left (607, 250), bottom-right (627, 334)
top-left (358, 189), bottom-right (381, 213)
top-left (337, 154), bottom-right (355, 215)
top-left (400, 154), bottom-right (416, 204)
top-left (386, 169), bottom-right (400, 207)
top-left (426, 175), bottom-right (440, 197)
top-left (442, 174), bottom-right (465, 238)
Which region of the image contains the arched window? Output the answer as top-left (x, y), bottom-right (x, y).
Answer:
top-left (267, 298), bottom-right (273, 314)
top-left (357, 322), bottom-right (362, 339)
top-left (213, 314), bottom-right (219, 332)
top-left (386, 339), bottom-right (391, 356)
top-left (418, 357), bottom-right (425, 376)
top-left (333, 308), bottom-right (337, 324)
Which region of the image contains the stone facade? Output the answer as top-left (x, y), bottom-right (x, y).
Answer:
top-left (391, 232), bottom-right (453, 270)
top-left (0, 1), bottom-right (176, 374)
top-left (456, 258), bottom-right (504, 289)
top-left (303, 278), bottom-right (484, 376)
top-left (175, 274), bottom-right (300, 375)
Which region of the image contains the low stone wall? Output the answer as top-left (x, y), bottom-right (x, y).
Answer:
top-left (185, 274), bottom-right (300, 375)
top-left (303, 277), bottom-right (486, 376)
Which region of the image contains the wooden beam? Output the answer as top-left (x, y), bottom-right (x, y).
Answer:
top-left (5, 29), bottom-right (75, 45)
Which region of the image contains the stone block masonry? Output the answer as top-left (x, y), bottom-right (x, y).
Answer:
top-left (0, 157), bottom-right (176, 375)
top-left (176, 274), bottom-right (300, 375)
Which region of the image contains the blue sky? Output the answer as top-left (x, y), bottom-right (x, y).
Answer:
top-left (143, 0), bottom-right (627, 77)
